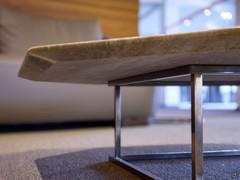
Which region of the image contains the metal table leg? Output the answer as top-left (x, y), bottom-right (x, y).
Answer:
top-left (114, 86), bottom-right (121, 158)
top-left (191, 73), bottom-right (203, 180)
top-left (111, 86), bottom-right (160, 179)
top-left (109, 65), bottom-right (240, 180)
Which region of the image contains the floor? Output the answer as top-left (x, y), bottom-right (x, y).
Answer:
top-left (0, 110), bottom-right (240, 179)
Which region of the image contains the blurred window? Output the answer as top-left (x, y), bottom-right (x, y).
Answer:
top-left (140, 0), bottom-right (237, 111)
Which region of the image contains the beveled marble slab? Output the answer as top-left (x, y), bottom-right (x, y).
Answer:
top-left (19, 28), bottom-right (240, 84)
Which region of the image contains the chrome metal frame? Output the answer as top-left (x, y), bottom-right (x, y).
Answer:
top-left (109, 65), bottom-right (240, 180)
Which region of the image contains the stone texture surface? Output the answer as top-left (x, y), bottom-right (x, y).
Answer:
top-left (19, 28), bottom-right (240, 84)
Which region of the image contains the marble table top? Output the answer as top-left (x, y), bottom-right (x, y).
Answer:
top-left (19, 28), bottom-right (240, 84)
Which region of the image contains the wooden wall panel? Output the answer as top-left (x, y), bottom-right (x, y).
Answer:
top-left (0, 0), bottom-right (139, 37)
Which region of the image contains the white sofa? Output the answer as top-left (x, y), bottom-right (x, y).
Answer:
top-left (0, 8), bottom-right (153, 124)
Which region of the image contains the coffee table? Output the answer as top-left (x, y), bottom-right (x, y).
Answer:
top-left (19, 28), bottom-right (240, 180)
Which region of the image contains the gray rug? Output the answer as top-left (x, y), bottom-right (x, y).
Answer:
top-left (35, 144), bottom-right (240, 180)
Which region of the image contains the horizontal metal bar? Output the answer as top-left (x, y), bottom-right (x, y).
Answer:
top-left (121, 149), bottom-right (240, 161)
top-left (190, 65), bottom-right (240, 74)
top-left (110, 150), bottom-right (240, 179)
top-left (109, 156), bottom-right (161, 180)
top-left (123, 81), bottom-right (240, 86)
top-left (109, 66), bottom-right (191, 86)
top-left (108, 65), bottom-right (240, 86)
